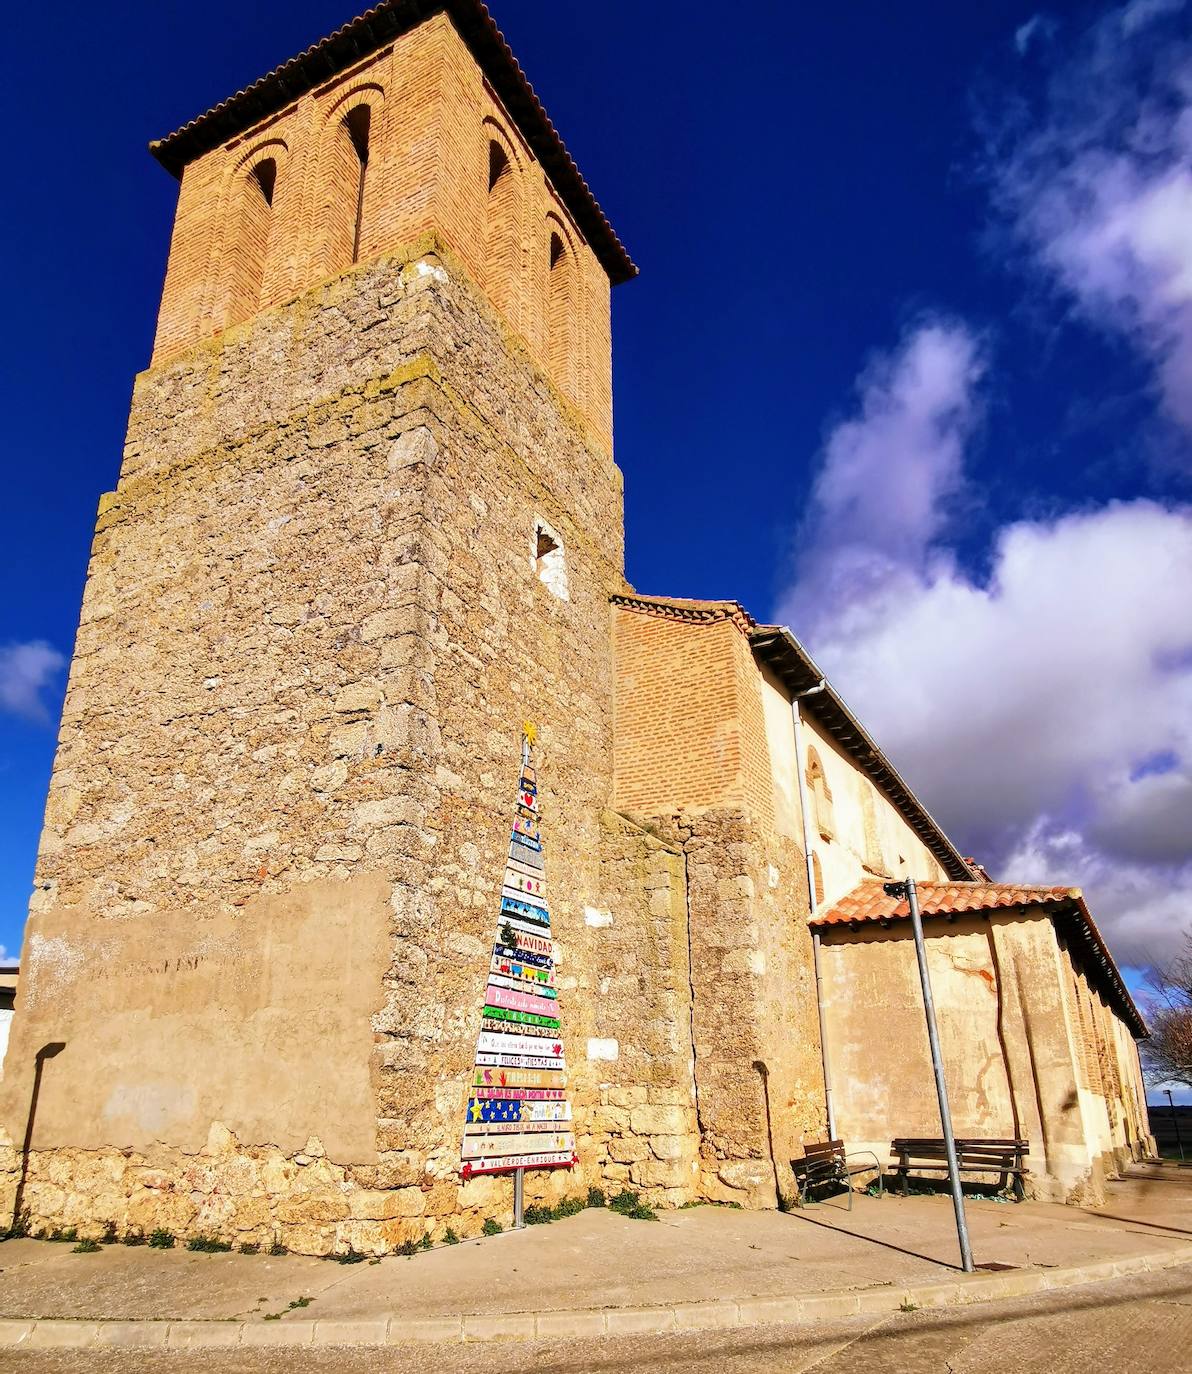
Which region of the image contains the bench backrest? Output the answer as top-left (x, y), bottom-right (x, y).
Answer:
top-left (892, 1137), bottom-right (1028, 1165)
top-left (802, 1139), bottom-right (845, 1161)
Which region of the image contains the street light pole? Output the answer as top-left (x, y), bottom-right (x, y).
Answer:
top-left (885, 878), bottom-right (975, 1273)
top-left (1166, 1089), bottom-right (1185, 1163)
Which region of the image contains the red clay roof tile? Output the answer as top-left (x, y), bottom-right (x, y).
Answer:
top-left (812, 880), bottom-right (1081, 927)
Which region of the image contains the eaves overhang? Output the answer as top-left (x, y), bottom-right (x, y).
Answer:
top-left (750, 623), bottom-right (975, 884)
top-left (148, 0), bottom-right (637, 286)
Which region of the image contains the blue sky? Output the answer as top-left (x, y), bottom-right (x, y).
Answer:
top-left (1, 1), bottom-right (1190, 1098)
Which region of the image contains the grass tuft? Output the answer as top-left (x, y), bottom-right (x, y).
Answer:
top-left (608, 1189), bottom-right (656, 1221)
top-left (148, 1229), bottom-right (176, 1249)
top-left (481, 1217), bottom-right (503, 1236)
top-left (187, 1235), bottom-right (232, 1253)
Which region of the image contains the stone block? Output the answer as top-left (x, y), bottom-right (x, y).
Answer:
top-left (607, 1137), bottom-right (651, 1164)
top-left (735, 1297), bottom-right (802, 1326)
top-left (673, 1303), bottom-right (740, 1330)
top-left (604, 1308), bottom-right (676, 1337)
top-left (629, 1105), bottom-right (687, 1135)
top-left (95, 1322), bottom-right (170, 1348)
top-left (241, 1321), bottom-right (316, 1346)
top-left (461, 1314), bottom-right (536, 1341)
top-left (534, 1311), bottom-right (608, 1339)
top-left (630, 1158), bottom-right (688, 1189)
top-left (167, 1323), bottom-right (245, 1349)
top-left (388, 1317), bottom-right (464, 1343)
top-left (798, 1293), bottom-right (861, 1321)
top-left (313, 1319), bottom-right (390, 1345)
top-left (28, 1322), bottom-right (100, 1349)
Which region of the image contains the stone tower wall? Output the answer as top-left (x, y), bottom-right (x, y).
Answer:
top-left (0, 241), bottom-right (698, 1252)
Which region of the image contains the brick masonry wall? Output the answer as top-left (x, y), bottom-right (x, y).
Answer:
top-left (613, 607), bottom-right (772, 822)
top-left (151, 13), bottom-right (613, 448)
top-left (0, 239), bottom-right (694, 1252)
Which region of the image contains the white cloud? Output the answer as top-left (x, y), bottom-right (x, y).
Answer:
top-left (1013, 13), bottom-right (1057, 55)
top-left (0, 641), bottom-right (66, 723)
top-left (990, 0), bottom-right (1192, 435)
top-left (1004, 821), bottom-right (1192, 968)
top-left (779, 324), bottom-right (1192, 968)
top-left (785, 320), bottom-right (984, 637)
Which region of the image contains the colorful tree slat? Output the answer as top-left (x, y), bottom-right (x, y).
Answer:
top-left (460, 725), bottom-right (577, 1180)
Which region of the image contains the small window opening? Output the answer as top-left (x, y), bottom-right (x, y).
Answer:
top-left (251, 158), bottom-right (277, 207)
top-left (344, 105), bottom-right (371, 264)
top-left (531, 520), bottom-right (569, 601)
top-left (488, 139), bottom-right (510, 192)
top-left (535, 527), bottom-right (558, 562)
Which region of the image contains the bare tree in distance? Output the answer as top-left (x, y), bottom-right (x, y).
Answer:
top-left (1144, 931), bottom-right (1192, 1089)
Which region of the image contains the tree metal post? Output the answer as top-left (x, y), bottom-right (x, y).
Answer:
top-left (1167, 1089), bottom-right (1185, 1163)
top-left (885, 878), bottom-right (975, 1273)
top-left (513, 1167), bottom-right (525, 1228)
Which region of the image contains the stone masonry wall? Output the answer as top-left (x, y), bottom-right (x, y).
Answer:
top-left (0, 240), bottom-right (697, 1252)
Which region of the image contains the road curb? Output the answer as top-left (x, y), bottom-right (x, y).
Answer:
top-left (3, 1243), bottom-right (1190, 1349)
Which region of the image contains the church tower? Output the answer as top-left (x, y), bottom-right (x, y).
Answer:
top-left (0, 3), bottom-right (715, 1253)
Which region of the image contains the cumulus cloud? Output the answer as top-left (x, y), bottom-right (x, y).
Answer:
top-left (777, 2), bottom-right (1192, 971)
top-left (784, 320), bottom-right (985, 636)
top-left (989, 0), bottom-right (1192, 435)
top-left (778, 322), bottom-right (1192, 968)
top-left (0, 641), bottom-right (66, 723)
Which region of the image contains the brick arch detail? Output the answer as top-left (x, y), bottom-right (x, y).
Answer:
top-left (483, 118), bottom-right (524, 332)
top-left (315, 83), bottom-right (386, 278)
top-left (222, 139), bottom-right (290, 330)
top-left (544, 211), bottom-right (581, 405)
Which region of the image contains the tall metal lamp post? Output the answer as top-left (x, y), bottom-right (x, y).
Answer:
top-left (884, 878), bottom-right (975, 1273)
top-left (1166, 1088), bottom-right (1185, 1163)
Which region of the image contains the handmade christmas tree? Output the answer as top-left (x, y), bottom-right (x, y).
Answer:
top-left (460, 723), bottom-right (576, 1179)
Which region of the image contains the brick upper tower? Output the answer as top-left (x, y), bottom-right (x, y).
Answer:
top-left (149, 0), bottom-right (633, 451)
top-left (0, 2), bottom-right (691, 1254)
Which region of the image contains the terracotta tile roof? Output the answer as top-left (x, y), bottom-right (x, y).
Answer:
top-left (610, 594), bottom-right (757, 633)
top-left (149, 0), bottom-right (637, 285)
top-left (813, 880), bottom-right (1147, 1038)
top-left (812, 880), bottom-right (1081, 928)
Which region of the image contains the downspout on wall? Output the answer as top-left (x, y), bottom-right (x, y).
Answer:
top-left (791, 680), bottom-right (836, 1140)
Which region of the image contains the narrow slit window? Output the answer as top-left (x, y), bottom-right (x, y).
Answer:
top-left (345, 105), bottom-right (371, 264)
top-left (546, 229), bottom-right (576, 395)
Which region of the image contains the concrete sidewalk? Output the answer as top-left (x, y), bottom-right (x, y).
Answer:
top-left (0, 1164), bottom-right (1188, 1349)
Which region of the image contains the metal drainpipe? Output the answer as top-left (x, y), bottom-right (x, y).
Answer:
top-left (791, 680), bottom-right (837, 1140)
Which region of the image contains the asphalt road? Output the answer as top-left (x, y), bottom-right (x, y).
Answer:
top-left (3, 1266), bottom-right (1190, 1374)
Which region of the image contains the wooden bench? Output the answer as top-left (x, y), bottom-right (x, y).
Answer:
top-left (891, 1137), bottom-right (1029, 1200)
top-left (791, 1140), bottom-right (883, 1211)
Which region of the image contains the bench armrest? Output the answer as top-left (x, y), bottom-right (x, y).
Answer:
top-left (842, 1149), bottom-right (882, 1173)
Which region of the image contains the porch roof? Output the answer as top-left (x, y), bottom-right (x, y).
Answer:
top-left (812, 880), bottom-right (1147, 1038)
